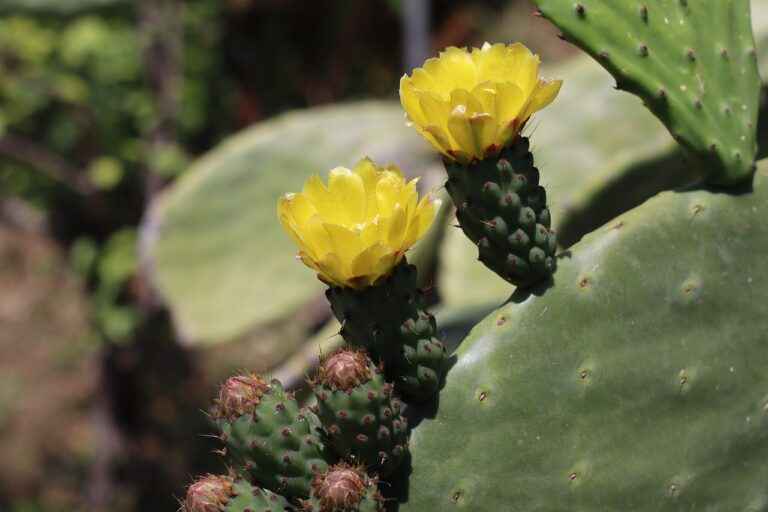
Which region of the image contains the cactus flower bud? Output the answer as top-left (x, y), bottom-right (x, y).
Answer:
top-left (184, 475), bottom-right (233, 512)
top-left (213, 373), bottom-right (269, 421)
top-left (318, 349), bottom-right (373, 391)
top-left (303, 464), bottom-right (382, 512)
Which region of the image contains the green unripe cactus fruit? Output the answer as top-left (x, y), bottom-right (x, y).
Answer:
top-left (325, 260), bottom-right (447, 402)
top-left (444, 136), bottom-right (557, 287)
top-left (312, 349), bottom-right (408, 476)
top-left (214, 374), bottom-right (329, 500)
top-left (184, 474), bottom-right (293, 512)
top-left (399, 162), bottom-right (768, 510)
top-left (533, 0), bottom-right (761, 185)
top-left (301, 464), bottom-right (383, 512)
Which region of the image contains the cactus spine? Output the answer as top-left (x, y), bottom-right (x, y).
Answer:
top-left (214, 374), bottom-right (328, 500)
top-left (325, 260), bottom-right (446, 402)
top-left (444, 136), bottom-right (557, 287)
top-left (312, 349), bottom-right (408, 476)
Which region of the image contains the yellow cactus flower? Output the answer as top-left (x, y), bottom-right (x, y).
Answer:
top-left (399, 42), bottom-right (562, 164)
top-left (277, 158), bottom-right (440, 289)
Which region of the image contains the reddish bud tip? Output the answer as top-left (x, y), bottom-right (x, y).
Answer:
top-left (214, 374), bottom-right (270, 420)
top-left (311, 464), bottom-right (374, 511)
top-left (184, 475), bottom-right (233, 512)
top-left (318, 349), bottom-right (373, 391)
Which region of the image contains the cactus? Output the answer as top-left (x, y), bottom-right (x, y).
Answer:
top-left (213, 374), bottom-right (329, 500)
top-left (325, 261), bottom-right (447, 402)
top-left (301, 464), bottom-right (383, 512)
top-left (533, 0), bottom-right (761, 185)
top-left (184, 475), bottom-right (293, 512)
top-left (312, 349), bottom-right (408, 476)
top-left (398, 161), bottom-right (768, 510)
top-left (444, 136), bottom-right (557, 287)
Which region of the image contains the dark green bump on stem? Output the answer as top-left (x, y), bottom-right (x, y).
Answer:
top-left (325, 260), bottom-right (447, 402)
top-left (444, 136), bottom-right (557, 288)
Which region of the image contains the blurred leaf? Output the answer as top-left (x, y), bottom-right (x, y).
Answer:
top-left (148, 143), bottom-right (190, 178)
top-left (69, 236), bottom-right (98, 277)
top-left (87, 156), bottom-right (123, 190)
top-left (98, 228), bottom-right (137, 288)
top-left (145, 101), bottom-right (437, 346)
top-left (96, 303), bottom-right (139, 341)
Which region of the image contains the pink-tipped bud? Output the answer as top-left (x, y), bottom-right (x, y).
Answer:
top-left (318, 349), bottom-right (373, 391)
top-left (213, 373), bottom-right (270, 420)
top-left (184, 475), bottom-right (233, 512)
top-left (312, 464), bottom-right (369, 511)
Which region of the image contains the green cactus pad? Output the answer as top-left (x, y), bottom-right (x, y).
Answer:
top-left (214, 375), bottom-right (329, 500)
top-left (444, 136), bottom-right (557, 288)
top-left (312, 349), bottom-right (408, 476)
top-left (533, 0), bottom-right (761, 185)
top-left (301, 464), bottom-right (383, 512)
top-left (184, 475), bottom-right (293, 512)
top-left (400, 161), bottom-right (768, 510)
top-left (325, 261), bottom-right (447, 402)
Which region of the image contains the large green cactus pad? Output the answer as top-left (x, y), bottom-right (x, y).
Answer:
top-left (401, 161), bottom-right (768, 510)
top-left (534, 0), bottom-right (761, 185)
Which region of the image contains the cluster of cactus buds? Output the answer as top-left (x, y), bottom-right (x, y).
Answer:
top-left (184, 340), bottom-right (420, 511)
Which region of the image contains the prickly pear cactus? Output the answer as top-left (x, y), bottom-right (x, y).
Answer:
top-left (214, 374), bottom-right (328, 500)
top-left (312, 349), bottom-right (408, 476)
top-left (400, 162), bottom-right (768, 510)
top-left (326, 261), bottom-right (447, 402)
top-left (533, 0), bottom-right (761, 185)
top-left (444, 137), bottom-right (557, 287)
top-left (184, 475), bottom-right (293, 512)
top-left (301, 464), bottom-right (383, 512)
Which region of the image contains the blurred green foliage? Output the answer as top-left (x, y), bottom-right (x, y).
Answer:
top-left (0, 0), bottom-right (228, 344)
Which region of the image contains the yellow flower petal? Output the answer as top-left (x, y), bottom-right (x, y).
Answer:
top-left (376, 172), bottom-right (403, 218)
top-left (399, 76), bottom-right (427, 127)
top-left (328, 167), bottom-right (366, 225)
top-left (386, 203), bottom-right (408, 249)
top-left (525, 79), bottom-right (563, 118)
